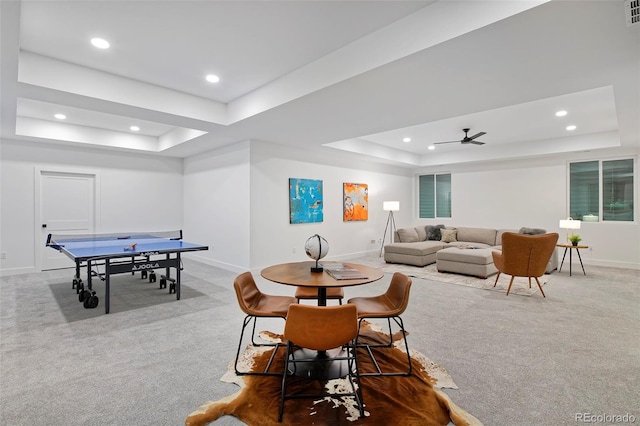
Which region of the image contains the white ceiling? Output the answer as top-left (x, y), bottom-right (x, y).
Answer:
top-left (1, 0), bottom-right (638, 168)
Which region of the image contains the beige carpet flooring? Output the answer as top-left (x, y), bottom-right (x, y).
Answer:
top-left (1, 257), bottom-right (638, 425)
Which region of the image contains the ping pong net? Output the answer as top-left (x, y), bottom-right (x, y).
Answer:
top-left (46, 230), bottom-right (183, 249)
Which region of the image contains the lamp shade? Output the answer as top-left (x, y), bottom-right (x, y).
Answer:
top-left (559, 218), bottom-right (581, 230)
top-left (383, 201), bottom-right (400, 211)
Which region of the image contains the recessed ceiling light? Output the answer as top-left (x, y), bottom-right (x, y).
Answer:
top-left (54, 113), bottom-right (66, 120)
top-left (555, 110), bottom-right (568, 117)
top-left (403, 137), bottom-right (411, 143)
top-left (428, 145), bottom-right (435, 150)
top-left (91, 38), bottom-right (110, 49)
top-left (205, 74), bottom-right (220, 83)
top-left (566, 125), bottom-right (577, 131)
top-left (130, 126), bottom-right (140, 132)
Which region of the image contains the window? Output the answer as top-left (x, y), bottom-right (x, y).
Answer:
top-left (570, 161), bottom-right (599, 220)
top-left (603, 159), bottom-right (634, 221)
top-left (569, 158), bottom-right (635, 222)
top-left (419, 173), bottom-right (451, 218)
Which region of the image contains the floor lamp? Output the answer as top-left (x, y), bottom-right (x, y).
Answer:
top-left (379, 201), bottom-right (399, 256)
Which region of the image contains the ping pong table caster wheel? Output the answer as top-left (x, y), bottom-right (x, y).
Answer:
top-left (78, 288), bottom-right (87, 303)
top-left (76, 281), bottom-right (84, 294)
top-left (141, 270), bottom-right (147, 280)
top-left (83, 291), bottom-right (99, 309)
top-left (149, 271), bottom-right (156, 283)
top-left (159, 277), bottom-right (167, 289)
top-left (169, 282), bottom-right (176, 294)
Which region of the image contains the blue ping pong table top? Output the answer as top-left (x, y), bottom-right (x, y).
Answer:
top-left (56, 237), bottom-right (207, 260)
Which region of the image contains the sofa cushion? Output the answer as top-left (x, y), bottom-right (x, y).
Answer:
top-left (425, 224), bottom-right (445, 241)
top-left (385, 241), bottom-right (444, 256)
top-left (437, 247), bottom-right (494, 265)
top-left (397, 228), bottom-right (419, 243)
top-left (496, 229), bottom-right (518, 246)
top-left (446, 241), bottom-right (492, 249)
top-left (519, 227), bottom-right (547, 235)
top-left (455, 227), bottom-right (497, 246)
top-left (440, 229), bottom-right (458, 243)
top-left (415, 226), bottom-right (427, 242)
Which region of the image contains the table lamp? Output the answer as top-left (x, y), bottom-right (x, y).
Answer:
top-left (379, 201), bottom-right (399, 256)
top-left (559, 217), bottom-right (581, 243)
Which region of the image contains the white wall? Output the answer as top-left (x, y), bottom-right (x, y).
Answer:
top-left (412, 160), bottom-right (566, 230)
top-left (248, 141), bottom-right (413, 270)
top-left (182, 141), bottom-right (251, 271)
top-left (0, 139), bottom-right (183, 275)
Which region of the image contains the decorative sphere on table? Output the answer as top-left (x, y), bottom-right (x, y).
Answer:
top-left (305, 234), bottom-right (328, 272)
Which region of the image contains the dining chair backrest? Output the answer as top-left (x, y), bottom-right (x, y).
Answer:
top-left (500, 232), bottom-right (559, 277)
top-left (284, 304), bottom-right (358, 352)
top-left (384, 272), bottom-right (412, 316)
top-left (233, 271), bottom-right (263, 316)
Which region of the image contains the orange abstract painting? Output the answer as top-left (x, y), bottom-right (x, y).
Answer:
top-left (343, 183), bottom-right (368, 221)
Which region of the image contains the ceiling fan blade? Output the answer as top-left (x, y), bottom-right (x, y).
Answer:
top-left (467, 131), bottom-right (486, 140)
top-left (469, 140), bottom-right (485, 145)
top-left (433, 140), bottom-right (461, 145)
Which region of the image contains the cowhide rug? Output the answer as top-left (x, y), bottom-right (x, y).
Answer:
top-left (186, 322), bottom-right (482, 426)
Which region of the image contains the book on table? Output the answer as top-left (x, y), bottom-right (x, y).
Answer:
top-left (323, 263), bottom-right (368, 280)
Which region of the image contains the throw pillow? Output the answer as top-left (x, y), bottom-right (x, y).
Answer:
top-left (425, 224), bottom-right (445, 241)
top-left (519, 227), bottom-right (546, 235)
top-left (397, 228), bottom-right (419, 243)
top-left (415, 226), bottom-right (427, 242)
top-left (440, 228), bottom-right (458, 243)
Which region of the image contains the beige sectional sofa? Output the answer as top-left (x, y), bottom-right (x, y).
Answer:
top-left (384, 225), bottom-right (557, 278)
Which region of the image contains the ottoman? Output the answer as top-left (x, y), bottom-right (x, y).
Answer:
top-left (436, 246), bottom-right (498, 278)
top-left (384, 241), bottom-right (444, 267)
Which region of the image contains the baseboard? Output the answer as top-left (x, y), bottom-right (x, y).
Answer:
top-left (327, 250), bottom-right (379, 261)
top-left (584, 259), bottom-right (640, 270)
top-left (0, 266), bottom-right (37, 277)
top-left (184, 253), bottom-right (246, 274)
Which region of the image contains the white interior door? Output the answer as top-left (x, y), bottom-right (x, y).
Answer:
top-left (40, 171), bottom-right (96, 270)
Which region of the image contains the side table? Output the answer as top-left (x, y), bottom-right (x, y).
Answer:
top-left (557, 243), bottom-right (588, 276)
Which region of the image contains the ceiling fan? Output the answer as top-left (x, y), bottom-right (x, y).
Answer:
top-left (434, 128), bottom-right (487, 145)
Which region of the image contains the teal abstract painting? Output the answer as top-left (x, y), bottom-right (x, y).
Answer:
top-left (289, 178), bottom-right (323, 224)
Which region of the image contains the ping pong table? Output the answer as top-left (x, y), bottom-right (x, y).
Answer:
top-left (46, 230), bottom-right (208, 314)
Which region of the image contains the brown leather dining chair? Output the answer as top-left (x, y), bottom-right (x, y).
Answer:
top-left (346, 272), bottom-right (413, 377)
top-left (233, 271), bottom-right (297, 376)
top-left (279, 303), bottom-right (364, 422)
top-left (294, 286), bottom-right (344, 304)
top-left (491, 232), bottom-right (559, 297)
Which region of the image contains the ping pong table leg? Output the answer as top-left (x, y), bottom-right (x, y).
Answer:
top-left (165, 254), bottom-right (170, 284)
top-left (73, 260), bottom-right (82, 290)
top-left (176, 253), bottom-right (181, 300)
top-left (86, 260), bottom-right (92, 290)
top-left (105, 259), bottom-right (110, 314)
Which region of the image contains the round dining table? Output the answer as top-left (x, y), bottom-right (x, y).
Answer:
top-left (260, 260), bottom-right (384, 379)
top-left (260, 260), bottom-right (384, 305)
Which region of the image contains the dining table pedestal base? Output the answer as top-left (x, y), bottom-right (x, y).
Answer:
top-left (288, 347), bottom-right (351, 380)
